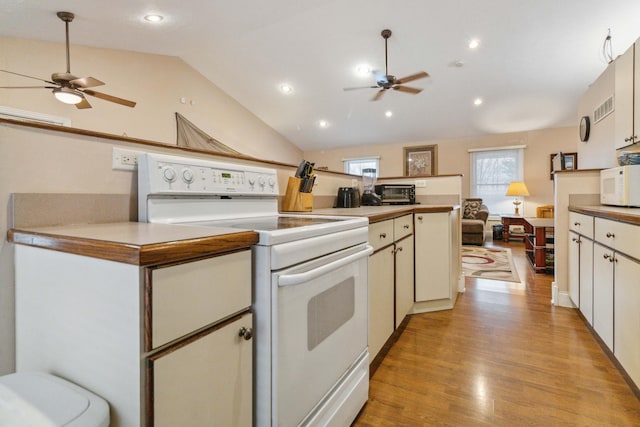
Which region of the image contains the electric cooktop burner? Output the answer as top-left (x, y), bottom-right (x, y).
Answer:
top-left (191, 216), bottom-right (345, 231)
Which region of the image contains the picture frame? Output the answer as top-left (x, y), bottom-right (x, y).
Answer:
top-left (549, 152), bottom-right (577, 180)
top-left (404, 145), bottom-right (438, 177)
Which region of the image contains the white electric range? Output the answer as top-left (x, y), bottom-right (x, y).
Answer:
top-left (138, 153), bottom-right (371, 426)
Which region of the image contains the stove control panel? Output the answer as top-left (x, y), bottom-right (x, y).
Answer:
top-left (139, 153), bottom-right (280, 196)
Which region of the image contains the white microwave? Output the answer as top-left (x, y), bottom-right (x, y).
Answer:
top-left (600, 165), bottom-right (640, 207)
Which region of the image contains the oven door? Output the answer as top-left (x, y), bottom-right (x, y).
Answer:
top-left (273, 243), bottom-right (372, 426)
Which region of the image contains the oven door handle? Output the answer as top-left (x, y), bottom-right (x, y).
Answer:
top-left (277, 245), bottom-right (373, 287)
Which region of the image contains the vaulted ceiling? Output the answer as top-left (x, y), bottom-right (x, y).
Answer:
top-left (2, 0), bottom-right (639, 150)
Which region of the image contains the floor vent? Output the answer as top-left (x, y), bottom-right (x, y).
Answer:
top-left (593, 95), bottom-right (614, 124)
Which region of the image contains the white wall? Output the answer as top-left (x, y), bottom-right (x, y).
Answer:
top-left (305, 127), bottom-right (578, 217)
top-left (1, 36), bottom-right (302, 164)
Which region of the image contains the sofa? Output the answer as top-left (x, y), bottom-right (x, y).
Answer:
top-left (461, 198), bottom-right (489, 245)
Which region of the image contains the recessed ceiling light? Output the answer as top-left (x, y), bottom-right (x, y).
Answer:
top-left (469, 39), bottom-right (480, 49)
top-left (279, 84), bottom-right (294, 94)
top-left (385, 110), bottom-right (393, 118)
top-left (473, 98), bottom-right (483, 106)
top-left (355, 64), bottom-right (372, 77)
top-left (144, 14), bottom-right (164, 23)
top-left (318, 120), bottom-right (329, 128)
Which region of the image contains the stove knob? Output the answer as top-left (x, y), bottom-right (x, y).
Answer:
top-left (268, 176), bottom-right (276, 188)
top-left (162, 166), bottom-right (177, 183)
top-left (248, 177), bottom-right (256, 186)
top-left (182, 168), bottom-right (194, 184)
top-left (258, 176), bottom-right (265, 187)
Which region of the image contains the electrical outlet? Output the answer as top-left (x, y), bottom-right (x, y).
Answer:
top-left (112, 148), bottom-right (143, 171)
top-left (415, 179), bottom-right (427, 188)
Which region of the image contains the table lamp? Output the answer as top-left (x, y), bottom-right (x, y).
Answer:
top-left (505, 181), bottom-right (529, 215)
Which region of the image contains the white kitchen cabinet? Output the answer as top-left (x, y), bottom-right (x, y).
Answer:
top-left (568, 212), bottom-right (594, 320)
top-left (14, 238), bottom-right (253, 427)
top-left (367, 214), bottom-right (414, 362)
top-left (614, 252), bottom-right (640, 388)
top-left (368, 245), bottom-right (395, 361)
top-left (414, 212), bottom-right (451, 302)
top-left (614, 40), bottom-right (640, 149)
top-left (592, 243), bottom-right (614, 350)
top-left (395, 234), bottom-right (414, 328)
top-left (151, 313), bottom-right (252, 427)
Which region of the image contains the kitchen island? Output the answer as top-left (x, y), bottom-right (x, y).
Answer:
top-left (9, 222), bottom-right (258, 427)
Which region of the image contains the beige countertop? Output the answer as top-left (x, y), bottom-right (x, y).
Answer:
top-left (569, 205), bottom-right (640, 226)
top-left (8, 222), bottom-right (259, 266)
top-left (306, 204), bottom-right (458, 223)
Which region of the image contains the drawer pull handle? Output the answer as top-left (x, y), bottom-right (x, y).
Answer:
top-left (239, 327), bottom-right (253, 341)
top-left (606, 232), bottom-right (615, 238)
top-left (603, 253), bottom-right (611, 260)
top-left (403, 224), bottom-right (410, 229)
top-left (394, 246), bottom-right (403, 254)
top-left (572, 237), bottom-right (579, 243)
top-left (380, 232), bottom-right (387, 239)
top-left (574, 222), bottom-right (580, 226)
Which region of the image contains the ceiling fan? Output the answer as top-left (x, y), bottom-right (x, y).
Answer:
top-left (0, 11), bottom-right (136, 109)
top-left (344, 29), bottom-right (429, 101)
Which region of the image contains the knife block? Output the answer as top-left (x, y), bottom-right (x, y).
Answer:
top-left (282, 176), bottom-right (313, 212)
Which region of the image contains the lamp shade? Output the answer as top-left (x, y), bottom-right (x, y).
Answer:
top-left (505, 181), bottom-right (530, 197)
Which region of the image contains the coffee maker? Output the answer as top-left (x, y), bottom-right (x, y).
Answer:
top-left (361, 168), bottom-right (382, 206)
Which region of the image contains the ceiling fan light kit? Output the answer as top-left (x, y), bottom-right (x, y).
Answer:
top-left (343, 28), bottom-right (429, 101)
top-left (53, 87), bottom-right (84, 104)
top-left (0, 11), bottom-right (136, 109)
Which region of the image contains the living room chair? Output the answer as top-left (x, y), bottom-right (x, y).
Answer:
top-left (461, 198), bottom-right (489, 245)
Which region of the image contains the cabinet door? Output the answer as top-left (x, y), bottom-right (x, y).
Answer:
top-left (368, 247), bottom-right (395, 360)
top-left (592, 243), bottom-right (614, 350)
top-left (615, 42), bottom-right (635, 149)
top-left (579, 238), bottom-right (594, 326)
top-left (568, 231), bottom-right (580, 307)
top-left (414, 212), bottom-right (450, 302)
top-left (150, 313), bottom-right (253, 427)
top-left (395, 235), bottom-right (414, 328)
top-left (614, 252), bottom-right (640, 388)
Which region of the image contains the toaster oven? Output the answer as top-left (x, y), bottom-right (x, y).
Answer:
top-left (374, 184), bottom-right (416, 205)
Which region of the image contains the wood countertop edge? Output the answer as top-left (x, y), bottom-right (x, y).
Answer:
top-left (569, 206), bottom-right (640, 226)
top-left (8, 229), bottom-right (259, 266)
top-left (367, 205), bottom-right (457, 223)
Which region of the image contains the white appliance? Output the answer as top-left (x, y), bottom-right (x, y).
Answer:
top-left (138, 153), bottom-right (372, 426)
top-left (600, 165), bottom-right (640, 207)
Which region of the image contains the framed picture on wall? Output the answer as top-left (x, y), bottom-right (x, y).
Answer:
top-left (404, 145), bottom-right (438, 177)
top-left (549, 152), bottom-right (578, 180)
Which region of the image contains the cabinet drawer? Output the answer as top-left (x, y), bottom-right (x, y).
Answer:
top-left (594, 218), bottom-right (640, 259)
top-left (368, 220), bottom-right (394, 251)
top-left (148, 250), bottom-right (251, 349)
top-left (569, 212), bottom-right (594, 238)
top-left (394, 214), bottom-right (414, 240)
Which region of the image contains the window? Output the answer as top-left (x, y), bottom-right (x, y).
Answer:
top-left (469, 146), bottom-right (525, 215)
top-left (343, 157), bottom-right (380, 176)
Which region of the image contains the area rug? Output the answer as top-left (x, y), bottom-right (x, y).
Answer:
top-left (461, 246), bottom-right (521, 283)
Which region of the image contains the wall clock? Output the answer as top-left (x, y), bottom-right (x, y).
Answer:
top-left (579, 115), bottom-right (590, 142)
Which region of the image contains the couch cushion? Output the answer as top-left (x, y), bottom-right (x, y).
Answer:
top-left (463, 198), bottom-right (483, 219)
top-left (462, 218), bottom-right (485, 234)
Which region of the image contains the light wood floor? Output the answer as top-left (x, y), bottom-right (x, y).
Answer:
top-left (353, 239), bottom-right (640, 426)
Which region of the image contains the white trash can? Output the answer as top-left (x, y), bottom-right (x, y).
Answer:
top-left (0, 372), bottom-right (109, 426)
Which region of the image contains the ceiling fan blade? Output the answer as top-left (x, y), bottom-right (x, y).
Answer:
top-left (395, 71), bottom-right (429, 84)
top-left (1, 69), bottom-right (57, 86)
top-left (343, 86), bottom-right (379, 91)
top-left (0, 86), bottom-right (57, 89)
top-left (75, 97), bottom-right (92, 109)
top-left (394, 85), bottom-right (422, 94)
top-left (70, 76), bottom-right (105, 88)
top-left (82, 89), bottom-right (136, 108)
top-left (371, 89), bottom-right (386, 101)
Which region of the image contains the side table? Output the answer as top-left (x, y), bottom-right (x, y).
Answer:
top-left (501, 215), bottom-right (526, 242)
